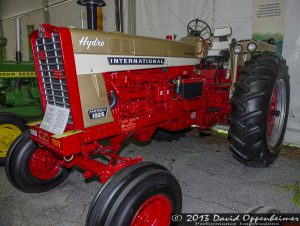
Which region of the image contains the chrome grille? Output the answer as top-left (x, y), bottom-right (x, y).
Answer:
top-left (36, 32), bottom-right (73, 124)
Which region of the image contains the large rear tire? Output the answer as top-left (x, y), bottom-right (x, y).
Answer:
top-left (0, 113), bottom-right (27, 166)
top-left (86, 162), bottom-right (182, 226)
top-left (5, 133), bottom-right (71, 193)
top-left (229, 54), bottom-right (290, 167)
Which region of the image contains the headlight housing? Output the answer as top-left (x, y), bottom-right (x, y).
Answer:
top-left (233, 44), bottom-right (243, 54)
top-left (247, 42), bottom-right (257, 52)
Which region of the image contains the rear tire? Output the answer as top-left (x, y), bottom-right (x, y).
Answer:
top-left (0, 113), bottom-right (27, 166)
top-left (86, 162), bottom-right (182, 226)
top-left (5, 134), bottom-right (70, 193)
top-left (229, 54), bottom-right (290, 167)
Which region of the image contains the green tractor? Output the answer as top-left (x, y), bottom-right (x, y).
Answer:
top-left (0, 24), bottom-right (42, 165)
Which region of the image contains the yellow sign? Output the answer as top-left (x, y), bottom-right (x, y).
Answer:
top-left (0, 71), bottom-right (36, 78)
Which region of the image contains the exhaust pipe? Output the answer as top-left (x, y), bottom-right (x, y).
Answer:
top-left (77, 0), bottom-right (106, 30)
top-left (16, 17), bottom-right (22, 62)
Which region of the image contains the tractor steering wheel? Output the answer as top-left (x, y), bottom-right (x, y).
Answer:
top-left (187, 19), bottom-right (212, 39)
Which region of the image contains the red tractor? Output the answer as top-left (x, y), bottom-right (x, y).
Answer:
top-left (4, 1), bottom-right (290, 225)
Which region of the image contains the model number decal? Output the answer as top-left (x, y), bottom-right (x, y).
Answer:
top-left (88, 108), bottom-right (108, 120)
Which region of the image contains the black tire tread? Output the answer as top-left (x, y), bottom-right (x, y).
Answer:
top-left (86, 162), bottom-right (169, 226)
top-left (229, 53), bottom-right (290, 167)
top-left (5, 131), bottom-right (30, 187)
top-left (86, 162), bottom-right (181, 226)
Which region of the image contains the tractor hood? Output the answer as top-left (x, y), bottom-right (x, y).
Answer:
top-left (70, 28), bottom-right (205, 58)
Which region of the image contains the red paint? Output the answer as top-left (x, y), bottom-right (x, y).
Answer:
top-left (166, 35), bottom-right (173, 40)
top-left (30, 25), bottom-right (232, 184)
top-left (53, 69), bottom-right (63, 79)
top-left (38, 51), bottom-right (46, 60)
top-left (74, 154), bottom-right (142, 184)
top-left (130, 195), bottom-right (172, 226)
top-left (29, 147), bottom-right (63, 180)
top-left (268, 84), bottom-right (278, 138)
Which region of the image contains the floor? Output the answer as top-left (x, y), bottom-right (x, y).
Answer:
top-left (0, 130), bottom-right (299, 226)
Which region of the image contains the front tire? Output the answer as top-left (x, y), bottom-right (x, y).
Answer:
top-left (0, 113), bottom-right (27, 166)
top-left (86, 162), bottom-right (182, 226)
top-left (5, 131), bottom-right (30, 188)
top-left (229, 54), bottom-right (290, 167)
top-left (5, 133), bottom-right (70, 193)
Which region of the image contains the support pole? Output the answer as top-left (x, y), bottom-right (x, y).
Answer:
top-left (16, 17), bottom-right (22, 62)
top-left (42, 0), bottom-right (50, 23)
top-left (115, 0), bottom-right (123, 32)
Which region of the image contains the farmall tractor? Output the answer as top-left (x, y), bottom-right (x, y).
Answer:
top-left (4, 1), bottom-right (290, 225)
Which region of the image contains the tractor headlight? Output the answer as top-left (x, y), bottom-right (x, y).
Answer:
top-left (233, 44), bottom-right (243, 54)
top-left (247, 42), bottom-right (257, 52)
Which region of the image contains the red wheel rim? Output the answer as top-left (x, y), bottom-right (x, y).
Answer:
top-left (29, 148), bottom-right (62, 180)
top-left (267, 79), bottom-right (287, 148)
top-left (131, 195), bottom-right (172, 226)
top-left (268, 84), bottom-right (278, 138)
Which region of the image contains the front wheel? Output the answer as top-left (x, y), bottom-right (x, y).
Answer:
top-left (86, 162), bottom-right (182, 226)
top-left (5, 132), bottom-right (71, 193)
top-left (229, 54), bottom-right (290, 167)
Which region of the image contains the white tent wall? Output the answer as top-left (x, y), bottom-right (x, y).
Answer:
top-left (2, 11), bottom-right (43, 61)
top-left (102, 0), bottom-right (116, 32)
top-left (282, 0), bottom-right (300, 146)
top-left (124, 0), bottom-right (252, 40)
top-left (213, 0), bottom-right (253, 40)
top-left (49, 1), bottom-right (85, 29)
top-left (1, 0), bottom-right (42, 19)
top-left (0, 0), bottom-right (116, 61)
top-left (0, 0), bottom-right (44, 60)
top-left (49, 0), bottom-right (116, 31)
top-left (134, 0), bottom-right (213, 39)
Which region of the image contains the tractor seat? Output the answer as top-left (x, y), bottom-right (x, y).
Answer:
top-left (208, 26), bottom-right (232, 60)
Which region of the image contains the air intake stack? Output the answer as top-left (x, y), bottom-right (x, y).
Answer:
top-left (77, 0), bottom-right (106, 30)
